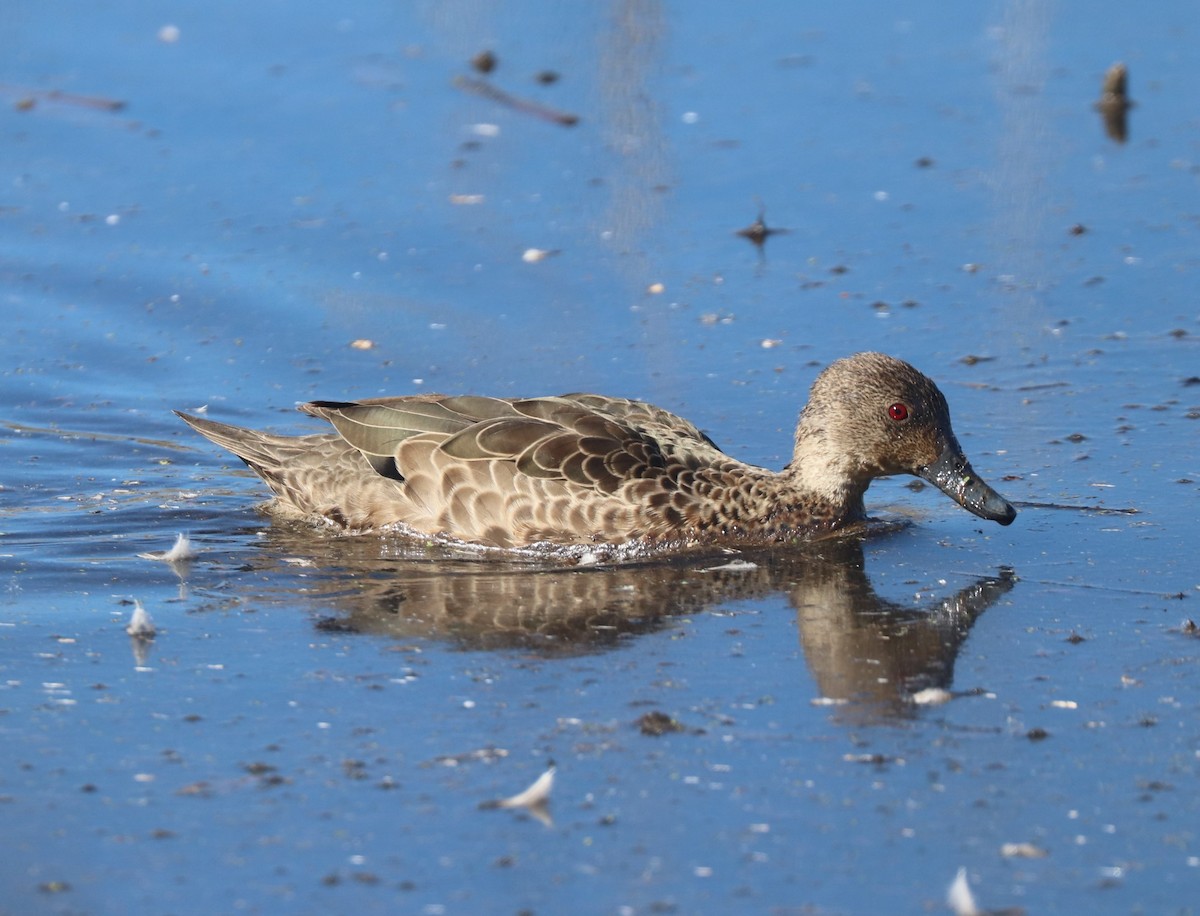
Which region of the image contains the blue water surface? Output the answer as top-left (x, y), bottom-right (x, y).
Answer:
top-left (2, 2), bottom-right (1198, 914)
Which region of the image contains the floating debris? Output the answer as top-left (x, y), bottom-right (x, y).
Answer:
top-left (480, 763), bottom-right (556, 825)
top-left (430, 746), bottom-right (508, 767)
top-left (1098, 64), bottom-right (1131, 111)
top-left (736, 208), bottom-right (789, 250)
top-left (946, 867), bottom-right (981, 916)
top-left (910, 687), bottom-right (953, 706)
top-left (637, 710), bottom-right (687, 736)
top-left (453, 75), bottom-right (579, 127)
top-left (1000, 841), bottom-right (1048, 859)
top-left (470, 50), bottom-right (498, 74)
top-left (1, 84), bottom-right (126, 112)
top-left (138, 533), bottom-right (198, 563)
top-left (350, 339), bottom-right (375, 350)
top-left (810, 696), bottom-right (849, 707)
top-left (699, 559), bottom-right (759, 572)
top-left (1096, 62), bottom-right (1133, 143)
top-left (126, 600), bottom-right (156, 640)
top-left (843, 752), bottom-right (903, 766)
top-left (521, 247), bottom-right (558, 263)
top-left (315, 616), bottom-right (358, 634)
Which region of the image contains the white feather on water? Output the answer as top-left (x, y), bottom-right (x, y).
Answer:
top-left (138, 533), bottom-right (198, 563)
top-left (125, 600), bottom-right (156, 639)
top-left (946, 867), bottom-right (980, 916)
top-left (479, 763), bottom-right (556, 826)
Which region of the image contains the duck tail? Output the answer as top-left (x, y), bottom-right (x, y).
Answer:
top-left (174, 411), bottom-right (293, 478)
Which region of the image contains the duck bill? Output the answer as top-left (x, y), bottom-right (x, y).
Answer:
top-left (918, 443), bottom-right (1017, 526)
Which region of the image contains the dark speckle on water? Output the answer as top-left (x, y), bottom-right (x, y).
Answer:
top-left (636, 710), bottom-right (688, 736)
top-left (735, 209), bottom-right (788, 249)
top-left (470, 49), bottom-right (497, 74)
top-left (959, 354), bottom-right (995, 366)
top-left (316, 615), bottom-right (360, 633)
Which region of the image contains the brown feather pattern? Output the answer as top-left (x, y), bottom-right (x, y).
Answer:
top-left (176, 353), bottom-right (1016, 549)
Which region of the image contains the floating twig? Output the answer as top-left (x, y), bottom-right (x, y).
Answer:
top-left (2, 84), bottom-right (126, 112)
top-left (453, 75), bottom-right (579, 127)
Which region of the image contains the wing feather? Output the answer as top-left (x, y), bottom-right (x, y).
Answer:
top-left (304, 393), bottom-right (724, 504)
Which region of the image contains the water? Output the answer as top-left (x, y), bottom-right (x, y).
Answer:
top-left (2, 2), bottom-right (1198, 913)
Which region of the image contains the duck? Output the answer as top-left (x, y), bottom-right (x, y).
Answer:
top-left (176, 352), bottom-right (1016, 549)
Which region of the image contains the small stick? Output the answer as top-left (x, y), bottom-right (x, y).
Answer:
top-left (43, 89), bottom-right (127, 111)
top-left (453, 76), bottom-right (578, 127)
top-left (1, 84), bottom-right (126, 112)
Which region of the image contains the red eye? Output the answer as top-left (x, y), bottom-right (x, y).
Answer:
top-left (888, 403), bottom-right (909, 422)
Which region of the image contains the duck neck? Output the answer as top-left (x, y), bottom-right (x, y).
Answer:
top-left (783, 417), bottom-right (870, 521)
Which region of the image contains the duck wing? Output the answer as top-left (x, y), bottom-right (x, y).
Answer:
top-left (302, 394), bottom-right (728, 495)
top-left (560, 394), bottom-right (725, 457)
top-left (301, 395), bottom-right (520, 480)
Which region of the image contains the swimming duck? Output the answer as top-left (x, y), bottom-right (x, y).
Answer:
top-left (177, 352), bottom-right (1016, 548)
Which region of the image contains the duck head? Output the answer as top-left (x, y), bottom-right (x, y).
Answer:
top-left (793, 352), bottom-right (1017, 526)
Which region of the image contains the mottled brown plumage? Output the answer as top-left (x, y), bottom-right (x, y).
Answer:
top-left (176, 352), bottom-right (1016, 549)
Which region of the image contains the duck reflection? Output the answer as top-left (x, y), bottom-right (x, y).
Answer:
top-left (248, 522), bottom-right (1014, 721)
